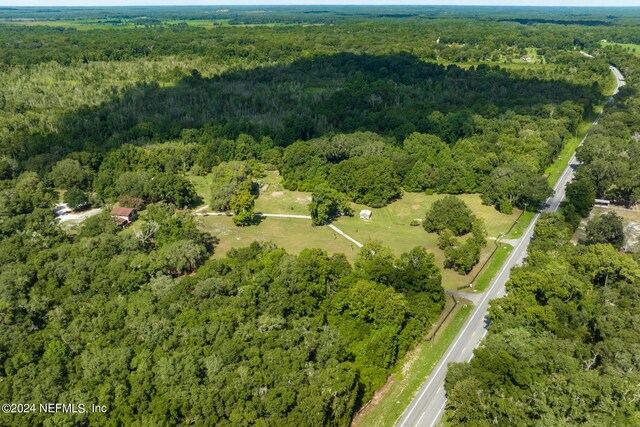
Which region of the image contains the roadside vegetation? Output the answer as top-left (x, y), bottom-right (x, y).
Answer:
top-left (354, 302), bottom-right (474, 427)
top-left (445, 43), bottom-right (640, 426)
top-left (1, 6), bottom-right (639, 426)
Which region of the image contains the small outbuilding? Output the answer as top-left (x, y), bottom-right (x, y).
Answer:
top-left (359, 209), bottom-right (372, 220)
top-left (111, 207), bottom-right (138, 226)
top-left (595, 199), bottom-right (611, 207)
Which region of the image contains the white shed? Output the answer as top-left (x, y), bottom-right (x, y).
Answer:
top-left (359, 209), bottom-right (372, 220)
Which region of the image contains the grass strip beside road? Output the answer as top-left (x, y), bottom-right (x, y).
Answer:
top-left (505, 210), bottom-right (536, 239)
top-left (354, 303), bottom-right (473, 427)
top-left (544, 108), bottom-right (600, 187)
top-left (506, 108), bottom-right (600, 241)
top-left (473, 243), bottom-right (513, 292)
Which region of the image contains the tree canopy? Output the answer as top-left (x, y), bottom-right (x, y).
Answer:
top-left (445, 211), bottom-right (640, 425)
top-left (308, 183), bottom-right (353, 226)
top-left (423, 196), bottom-right (476, 236)
top-left (585, 211), bottom-right (625, 248)
top-left (1, 7), bottom-right (639, 425)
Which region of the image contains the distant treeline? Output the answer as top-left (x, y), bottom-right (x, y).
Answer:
top-left (1, 6), bottom-right (640, 26)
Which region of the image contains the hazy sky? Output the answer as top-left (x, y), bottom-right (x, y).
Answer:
top-left (1, 1), bottom-right (639, 7)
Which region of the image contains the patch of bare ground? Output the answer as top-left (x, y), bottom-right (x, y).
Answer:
top-left (351, 376), bottom-right (397, 426)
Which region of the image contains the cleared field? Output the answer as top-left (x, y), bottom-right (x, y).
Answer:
top-left (194, 172), bottom-right (520, 289)
top-left (602, 41), bottom-right (640, 56)
top-left (255, 171), bottom-right (312, 215)
top-left (186, 174), bottom-right (210, 208)
top-left (188, 171), bottom-right (312, 215)
top-left (333, 193), bottom-right (520, 289)
top-left (0, 20), bottom-right (138, 30)
top-left (592, 207), bottom-right (640, 221)
top-left (0, 18), bottom-right (305, 30)
top-left (199, 215), bottom-right (357, 259)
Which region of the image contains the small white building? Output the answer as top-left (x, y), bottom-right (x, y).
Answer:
top-left (359, 209), bottom-right (372, 220)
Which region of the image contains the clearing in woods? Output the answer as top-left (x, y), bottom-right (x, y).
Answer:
top-left (193, 171), bottom-right (521, 290)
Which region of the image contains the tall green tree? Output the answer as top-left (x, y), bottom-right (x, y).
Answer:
top-left (308, 184), bottom-right (352, 226)
top-left (565, 177), bottom-right (596, 217)
top-left (230, 189), bottom-right (255, 227)
top-left (482, 164), bottom-right (552, 211)
top-left (423, 196), bottom-right (475, 236)
top-left (63, 187), bottom-right (89, 211)
top-left (51, 158), bottom-right (94, 190)
top-left (585, 211), bottom-right (625, 248)
top-left (210, 161), bottom-right (253, 211)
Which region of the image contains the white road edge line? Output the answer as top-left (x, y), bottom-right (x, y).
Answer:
top-left (428, 401), bottom-right (447, 427)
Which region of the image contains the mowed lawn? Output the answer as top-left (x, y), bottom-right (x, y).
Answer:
top-left (333, 193), bottom-right (520, 290)
top-left (192, 172), bottom-right (520, 289)
top-left (601, 41), bottom-right (640, 56)
top-left (254, 171), bottom-right (312, 216)
top-left (200, 215), bottom-right (358, 259)
top-left (189, 171), bottom-right (312, 215)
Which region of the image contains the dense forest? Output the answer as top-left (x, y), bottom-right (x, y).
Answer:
top-left (0, 182), bottom-right (445, 424)
top-left (444, 45), bottom-right (640, 426)
top-left (574, 49), bottom-right (640, 208)
top-left (1, 6), bottom-right (640, 426)
top-left (0, 26), bottom-right (611, 211)
top-left (445, 213), bottom-right (640, 425)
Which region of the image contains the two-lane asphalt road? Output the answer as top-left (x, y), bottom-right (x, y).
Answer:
top-left (397, 65), bottom-right (626, 427)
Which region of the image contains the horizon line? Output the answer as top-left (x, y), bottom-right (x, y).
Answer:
top-left (2, 3), bottom-right (640, 7)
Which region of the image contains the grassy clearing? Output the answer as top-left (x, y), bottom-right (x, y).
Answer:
top-left (333, 193), bottom-right (519, 290)
top-left (188, 171), bottom-right (312, 215)
top-left (592, 207), bottom-right (640, 222)
top-left (199, 215), bottom-right (357, 259)
top-left (162, 19), bottom-right (232, 27)
top-left (473, 243), bottom-right (513, 292)
top-left (192, 172), bottom-right (520, 289)
top-left (254, 171), bottom-right (312, 216)
top-left (353, 302), bottom-right (474, 427)
top-left (0, 18), bottom-right (306, 30)
top-left (187, 174), bottom-right (211, 208)
top-left (601, 41), bottom-right (640, 56)
top-left (432, 59), bottom-right (548, 72)
top-left (0, 19), bottom-right (138, 30)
